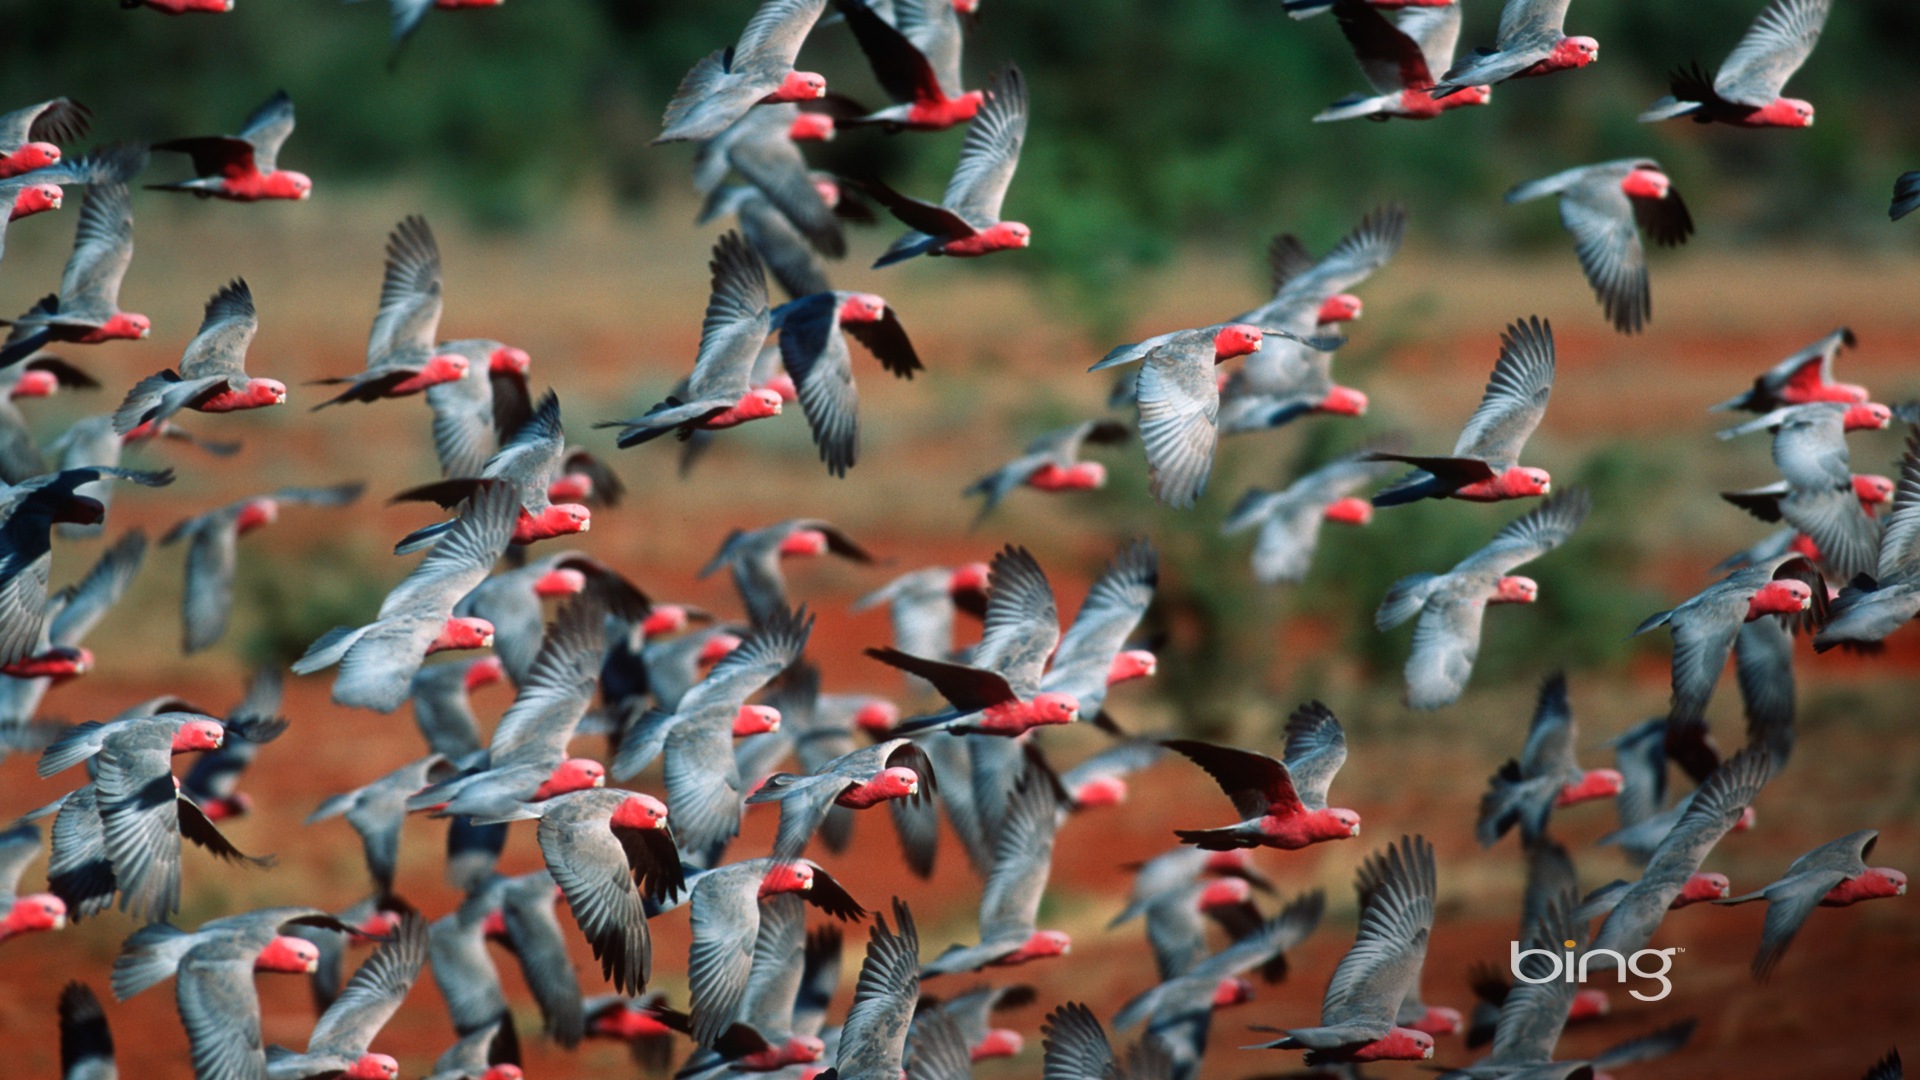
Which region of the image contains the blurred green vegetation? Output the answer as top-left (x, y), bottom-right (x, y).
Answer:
top-left (10, 0), bottom-right (1920, 323)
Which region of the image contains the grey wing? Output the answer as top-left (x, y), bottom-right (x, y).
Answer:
top-left (61, 183), bottom-right (135, 320)
top-left (731, 132), bottom-right (842, 257)
top-left (1454, 487), bottom-right (1592, 578)
top-left (970, 546), bottom-right (1060, 696)
top-left (1665, 595), bottom-right (1748, 728)
top-left (1047, 538), bottom-right (1156, 695)
top-left (779, 303), bottom-right (862, 477)
top-left (736, 0), bottom-right (829, 71)
top-left (427, 367), bottom-right (496, 479)
top-left (839, 900), bottom-right (920, 1080)
top-left (176, 951), bottom-right (267, 1080)
top-left (539, 807), bottom-right (651, 995)
top-left (907, 1009), bottom-right (973, 1080)
top-left (1041, 1003), bottom-right (1117, 1080)
top-left (237, 91), bottom-right (296, 175)
top-left (897, 0), bottom-right (966, 96)
top-left (1135, 347), bottom-right (1219, 510)
top-left (93, 733), bottom-right (184, 921)
top-left (1519, 671), bottom-right (1577, 777)
top-left (945, 64), bottom-right (1027, 223)
top-left (1733, 615), bottom-right (1795, 769)
top-left (1746, 863), bottom-right (1851, 981)
top-left (1487, 893), bottom-right (1582, 1066)
top-left (1770, 405), bottom-right (1852, 489)
top-left (307, 913), bottom-right (427, 1059)
top-left (1453, 315), bottom-right (1555, 466)
top-left (666, 723), bottom-right (746, 856)
top-left (1282, 702), bottom-right (1347, 811)
top-left (1404, 4), bottom-right (1465, 78)
top-left (1630, 750), bottom-right (1770, 914)
top-left (1320, 836), bottom-right (1435, 1030)
top-left (0, 98), bottom-right (91, 150)
top-left (0, 821), bottom-right (41, 898)
top-left (688, 875), bottom-right (761, 1046)
top-left (49, 529), bottom-right (146, 647)
top-left (378, 483), bottom-right (517, 618)
top-left (1876, 426), bottom-right (1920, 581)
top-left (177, 279), bottom-right (259, 380)
top-left (1558, 177), bottom-right (1649, 334)
top-left (1713, 0), bottom-right (1832, 107)
top-left (182, 520), bottom-right (239, 654)
top-left (687, 232), bottom-right (773, 402)
top-left (1247, 500), bottom-right (1324, 585)
top-left (1496, 0), bottom-right (1573, 47)
top-left (737, 891), bottom-right (808, 1036)
top-left (502, 873), bottom-right (587, 1046)
top-left (367, 215), bottom-right (443, 368)
top-left (1782, 489), bottom-right (1881, 581)
top-left (977, 768), bottom-right (1062, 942)
top-left (1403, 586), bottom-right (1489, 711)
top-left (486, 595), bottom-right (606, 768)
top-left (1274, 204), bottom-right (1407, 310)
top-left (428, 910), bottom-right (508, 1035)
top-left (677, 604), bottom-right (812, 720)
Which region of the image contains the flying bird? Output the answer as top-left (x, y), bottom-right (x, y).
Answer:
top-left (163, 484), bottom-right (364, 653)
top-left (1717, 401), bottom-right (1893, 580)
top-left (1433, 0), bottom-right (1598, 97)
top-left (863, 64), bottom-right (1031, 266)
top-left (1376, 488), bottom-right (1591, 709)
top-left (964, 420), bottom-right (1129, 522)
top-left (1222, 446), bottom-right (1400, 585)
top-left (148, 91), bottom-right (312, 201)
top-left (1505, 161), bottom-right (1693, 334)
top-left (1165, 703), bottom-right (1360, 851)
top-left (1639, 0), bottom-right (1831, 127)
top-left (771, 290), bottom-right (922, 476)
top-left (0, 99), bottom-right (91, 179)
top-left (113, 278), bottom-right (289, 435)
top-left (832, 0), bottom-right (985, 130)
top-left (1089, 324), bottom-right (1268, 509)
top-left (1712, 327), bottom-right (1863, 413)
top-left (314, 216), bottom-right (471, 408)
top-left (1476, 672), bottom-right (1623, 847)
top-left (655, 0), bottom-right (832, 144)
top-left (1715, 828), bottom-right (1906, 980)
top-left (0, 172), bottom-right (152, 369)
top-left (1318, 0), bottom-right (1493, 121)
top-left (391, 391), bottom-right (591, 553)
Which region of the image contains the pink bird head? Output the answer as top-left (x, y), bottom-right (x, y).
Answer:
top-left (1211, 975), bottom-right (1256, 1008)
top-left (420, 352), bottom-right (471, 387)
top-left (1070, 775), bottom-right (1127, 808)
top-left (1355, 1027), bottom-right (1436, 1062)
top-left (533, 566), bottom-right (588, 598)
top-left (430, 616), bottom-right (496, 653)
top-left (1673, 872), bottom-right (1729, 907)
top-left (869, 766), bottom-right (921, 799)
top-left (1843, 402), bottom-right (1893, 431)
top-left (785, 1035), bottom-right (827, 1064)
top-left (234, 497), bottom-right (279, 536)
top-left (1747, 579), bottom-right (1812, 619)
top-left (1317, 294), bottom-right (1363, 324)
top-left (1, 646), bottom-right (92, 680)
top-left (1548, 35), bottom-right (1599, 70)
top-left (1212, 324), bottom-right (1264, 361)
top-left (1320, 807), bottom-right (1364, 840)
top-left (1753, 98), bottom-right (1815, 128)
top-left (1555, 768), bottom-right (1624, 806)
top-left (1443, 85), bottom-right (1493, 108)
top-left (1499, 466), bottom-right (1552, 498)
top-left (853, 700), bottom-right (900, 735)
top-left (239, 378), bottom-right (289, 409)
top-left (9, 368), bottom-right (60, 400)
top-left (8, 183), bottom-right (61, 220)
top-left (2, 893), bottom-right (67, 937)
top-left (839, 293), bottom-right (887, 324)
top-left (611, 793), bottom-right (670, 831)
top-left (6, 143), bottom-right (61, 173)
top-left (952, 0), bottom-right (980, 12)
top-left (1317, 385), bottom-right (1369, 417)
top-left (267, 171), bottom-right (314, 201)
top-left (771, 71), bottom-right (830, 102)
top-left (1841, 867), bottom-right (1909, 901)
top-left (464, 655), bottom-right (507, 691)
top-left (535, 757), bottom-right (607, 800)
top-left (1854, 474), bottom-right (1896, 506)
top-left (98, 312), bottom-right (151, 340)
top-left (789, 112), bottom-right (836, 142)
top-left (1410, 1005), bottom-right (1464, 1037)
top-left (256, 935), bottom-right (321, 974)
top-left (759, 861), bottom-right (815, 897)
top-left (1197, 876), bottom-right (1252, 912)
top-left (488, 344), bottom-right (531, 375)
top-left (483, 1068), bottom-right (524, 1080)
top-left (642, 604), bottom-right (692, 637)
top-left (523, 503), bottom-right (593, 543)
top-left (733, 704), bottom-right (782, 737)
top-left (983, 221), bottom-right (1031, 251)
top-left (353, 908), bottom-right (404, 941)
top-left (780, 528), bottom-right (830, 558)
top-left (53, 495), bottom-right (106, 527)
top-left (949, 561), bottom-right (992, 596)
top-left (1492, 576), bottom-right (1539, 604)
top-left (971, 1029), bottom-right (1023, 1061)
top-left (342, 1053), bottom-right (398, 1080)
top-left (172, 719), bottom-right (227, 754)
top-left (1106, 648), bottom-right (1157, 685)
top-left (700, 632), bottom-right (744, 666)
top-left (1619, 168), bottom-right (1671, 201)
top-left (1016, 929), bottom-right (1072, 960)
top-left (1028, 691), bottom-right (1081, 726)
top-left (1026, 461), bottom-right (1106, 492)
top-left (1569, 987), bottom-right (1610, 1019)
top-left (1323, 496), bottom-right (1373, 526)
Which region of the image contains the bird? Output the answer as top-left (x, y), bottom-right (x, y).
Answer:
top-left (655, 0), bottom-right (832, 144)
top-left (390, 391), bottom-right (591, 553)
top-left (703, 518), bottom-right (875, 629)
top-left (1317, 0), bottom-right (1493, 121)
top-left (1368, 317), bottom-right (1557, 506)
top-left (1504, 161), bottom-right (1693, 334)
top-left (1089, 324), bottom-right (1268, 509)
top-left (1432, 0), bottom-right (1598, 97)
top-left (599, 233), bottom-right (785, 447)
top-left (964, 420), bottom-right (1130, 522)
top-left (1712, 328), bottom-right (1863, 414)
top-left (313, 216), bottom-right (471, 408)
top-left (422, 339), bottom-right (535, 479)
top-left (0, 171), bottom-right (153, 369)
top-left (112, 278), bottom-right (289, 436)
top-left (1041, 1001), bottom-right (1176, 1080)
top-left (1221, 446), bottom-right (1401, 585)
top-left (1248, 835), bottom-right (1439, 1063)
top-left (693, 104), bottom-right (846, 260)
top-left (1715, 828), bottom-right (1906, 981)
top-left (1818, 428), bottom-right (1920, 650)
top-left (862, 63), bottom-right (1031, 266)
top-left (749, 736), bottom-right (937, 865)
top-left (921, 760), bottom-right (1071, 975)
top-left (0, 146), bottom-right (143, 276)
top-left (869, 545), bottom-right (1080, 736)
top-left (1638, 0), bottom-right (1830, 128)
top-left (292, 483), bottom-right (517, 713)
top-left (261, 913), bottom-right (427, 1080)
top-left (0, 99), bottom-right (91, 179)
top-left (770, 289), bottom-right (923, 475)
top-left (1433, 890), bottom-right (1584, 1080)
top-left (162, 483), bottom-right (364, 653)
top-left (1475, 673), bottom-right (1623, 846)
top-left (1717, 401), bottom-right (1893, 581)
top-left (0, 823), bottom-right (66, 944)
top-left (1165, 703), bottom-right (1360, 851)
top-left (832, 0), bottom-right (985, 131)
top-left (1376, 488), bottom-right (1591, 709)
top-left (181, 669), bottom-right (292, 823)
top-left (147, 91), bottom-right (312, 201)
top-left (830, 898), bottom-right (920, 1080)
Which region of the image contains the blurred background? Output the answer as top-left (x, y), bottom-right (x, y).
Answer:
top-left (1, 0), bottom-right (1918, 1076)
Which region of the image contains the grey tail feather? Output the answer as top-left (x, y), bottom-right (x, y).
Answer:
top-left (1637, 96), bottom-right (1702, 123)
top-left (1375, 572), bottom-right (1438, 631)
top-left (1631, 608), bottom-right (1675, 637)
top-left (292, 625), bottom-right (371, 675)
top-left (36, 721), bottom-right (105, 778)
top-left (873, 234), bottom-right (938, 269)
top-left (112, 372), bottom-right (181, 434)
top-left (1313, 94), bottom-right (1385, 123)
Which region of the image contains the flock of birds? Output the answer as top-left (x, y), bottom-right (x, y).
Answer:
top-left (0, 0), bottom-right (1914, 1078)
